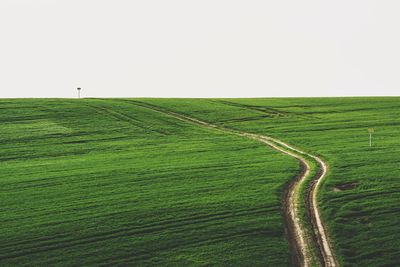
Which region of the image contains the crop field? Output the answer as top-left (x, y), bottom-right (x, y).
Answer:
top-left (140, 97), bottom-right (400, 267)
top-left (1, 98), bottom-right (399, 266)
top-left (0, 99), bottom-right (298, 266)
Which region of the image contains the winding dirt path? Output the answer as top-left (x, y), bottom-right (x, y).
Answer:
top-left (119, 100), bottom-right (338, 267)
top-left (259, 136), bottom-right (338, 267)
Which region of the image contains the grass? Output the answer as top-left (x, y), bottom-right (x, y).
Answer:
top-left (140, 97), bottom-right (400, 266)
top-left (0, 99), bottom-right (298, 266)
top-left (2, 97), bottom-right (399, 266)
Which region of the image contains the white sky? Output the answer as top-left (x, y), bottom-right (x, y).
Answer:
top-left (1, 1), bottom-right (399, 98)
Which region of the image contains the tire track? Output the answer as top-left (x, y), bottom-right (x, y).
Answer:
top-left (123, 100), bottom-right (338, 267)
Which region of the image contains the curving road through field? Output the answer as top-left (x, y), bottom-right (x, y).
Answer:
top-left (120, 100), bottom-right (338, 267)
top-left (255, 135), bottom-right (338, 267)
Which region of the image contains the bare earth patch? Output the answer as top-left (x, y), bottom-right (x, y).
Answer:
top-left (333, 182), bottom-right (358, 192)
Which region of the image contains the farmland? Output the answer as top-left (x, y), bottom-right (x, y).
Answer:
top-left (140, 97), bottom-right (400, 266)
top-left (0, 99), bottom-right (298, 266)
top-left (1, 98), bottom-right (399, 266)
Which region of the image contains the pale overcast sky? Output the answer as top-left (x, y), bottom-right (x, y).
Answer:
top-left (1, 1), bottom-right (399, 98)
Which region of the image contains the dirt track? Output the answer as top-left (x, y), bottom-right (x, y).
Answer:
top-left (258, 136), bottom-right (338, 267)
top-left (124, 100), bottom-right (338, 267)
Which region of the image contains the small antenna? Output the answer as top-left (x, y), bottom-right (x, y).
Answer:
top-left (77, 87), bottom-right (82, 99)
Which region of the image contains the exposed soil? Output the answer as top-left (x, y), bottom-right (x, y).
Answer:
top-left (333, 182), bottom-right (358, 192)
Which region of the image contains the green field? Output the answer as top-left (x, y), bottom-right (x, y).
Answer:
top-left (139, 97), bottom-right (400, 266)
top-left (1, 98), bottom-right (399, 266)
top-left (0, 99), bottom-right (298, 266)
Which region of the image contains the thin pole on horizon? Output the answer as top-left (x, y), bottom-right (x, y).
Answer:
top-left (368, 128), bottom-right (374, 147)
top-left (77, 87), bottom-right (81, 99)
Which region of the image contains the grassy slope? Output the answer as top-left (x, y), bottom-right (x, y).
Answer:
top-left (0, 99), bottom-right (298, 266)
top-left (141, 97), bottom-right (400, 267)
